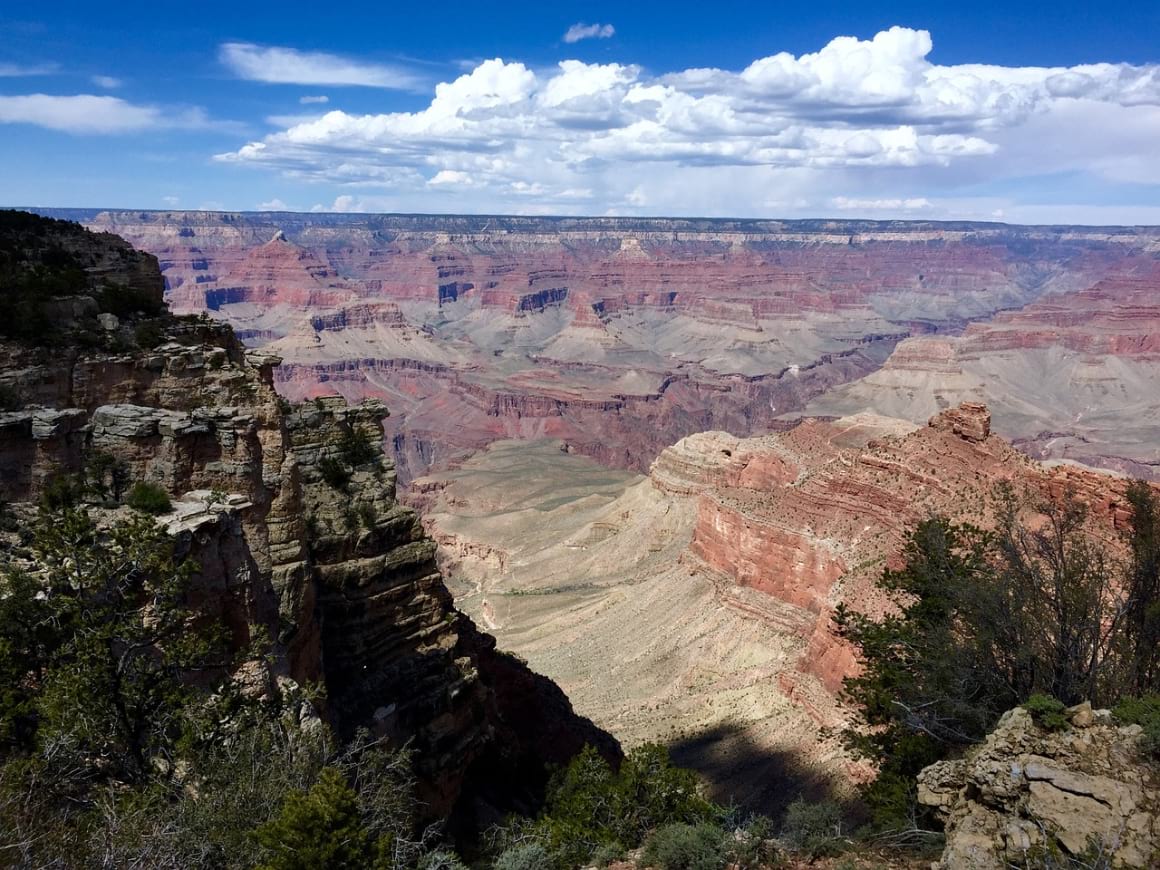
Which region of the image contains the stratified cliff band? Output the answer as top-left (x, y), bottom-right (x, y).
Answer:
top-left (0, 211), bottom-right (615, 826)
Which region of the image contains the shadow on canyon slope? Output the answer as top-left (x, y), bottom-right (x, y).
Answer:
top-left (669, 721), bottom-right (844, 820)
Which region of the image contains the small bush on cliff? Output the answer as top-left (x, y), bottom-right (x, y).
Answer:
top-left (339, 425), bottom-right (379, 467)
top-left (417, 849), bottom-right (470, 870)
top-left (133, 318), bottom-right (167, 348)
top-left (1113, 695), bottom-right (1160, 759)
top-left (494, 841), bottom-right (552, 870)
top-left (84, 450), bottom-right (131, 502)
top-left (126, 480), bottom-right (172, 514)
top-left (358, 502), bottom-right (379, 530)
top-left (318, 456), bottom-right (352, 491)
top-left (96, 280), bottom-right (165, 318)
top-left (39, 472), bottom-right (85, 511)
top-left (723, 814), bottom-right (782, 868)
top-left (494, 743), bottom-right (718, 868)
top-left (641, 822), bottom-right (726, 870)
top-left (254, 767), bottom-right (377, 870)
top-left (1023, 694), bottom-right (1070, 731)
top-left (779, 798), bottom-right (846, 858)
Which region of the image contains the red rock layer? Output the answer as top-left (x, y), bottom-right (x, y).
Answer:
top-left (657, 405), bottom-right (1154, 693)
top-left (962, 266), bottom-right (1160, 359)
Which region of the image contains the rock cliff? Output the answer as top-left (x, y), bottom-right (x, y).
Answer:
top-left (919, 704), bottom-right (1159, 868)
top-left (0, 213), bottom-right (613, 824)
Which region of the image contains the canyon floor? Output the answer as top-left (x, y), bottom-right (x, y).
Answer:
top-left (416, 439), bottom-right (856, 813)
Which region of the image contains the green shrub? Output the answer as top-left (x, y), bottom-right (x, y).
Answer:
top-left (641, 822), bottom-right (726, 870)
top-left (318, 457), bottom-right (351, 491)
top-left (725, 815), bottom-right (781, 868)
top-left (417, 849), bottom-right (469, 870)
top-left (779, 798), bottom-right (845, 859)
top-left (343, 508), bottom-right (359, 532)
top-left (494, 841), bottom-right (552, 870)
top-left (590, 841), bottom-right (626, 867)
top-left (40, 473), bottom-right (85, 511)
top-left (1113, 695), bottom-right (1160, 759)
top-left (1024, 694), bottom-right (1070, 731)
top-left (357, 502), bottom-right (378, 530)
top-left (84, 451), bottom-right (130, 502)
top-left (254, 768), bottom-right (375, 870)
top-left (96, 282), bottom-right (164, 318)
top-left (493, 743), bottom-right (718, 869)
top-left (338, 426), bottom-right (378, 467)
top-left (133, 319), bottom-right (166, 349)
top-left (126, 481), bottom-right (172, 514)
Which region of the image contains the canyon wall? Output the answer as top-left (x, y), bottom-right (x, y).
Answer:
top-left (806, 263), bottom-right (1160, 477)
top-left (0, 214), bottom-right (613, 824)
top-left (35, 210), bottom-right (1160, 482)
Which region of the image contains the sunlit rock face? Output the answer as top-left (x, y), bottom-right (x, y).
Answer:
top-left (39, 209), bottom-right (1160, 482)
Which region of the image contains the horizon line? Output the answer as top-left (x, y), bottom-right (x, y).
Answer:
top-left (12, 206), bottom-right (1160, 232)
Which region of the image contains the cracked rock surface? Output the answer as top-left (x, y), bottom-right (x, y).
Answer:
top-left (918, 704), bottom-right (1159, 868)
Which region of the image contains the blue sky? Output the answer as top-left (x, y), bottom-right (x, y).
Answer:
top-left (2, 0), bottom-right (1159, 222)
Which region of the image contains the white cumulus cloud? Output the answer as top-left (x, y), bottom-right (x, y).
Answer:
top-left (214, 27), bottom-right (1160, 218)
top-left (563, 23), bottom-right (615, 44)
top-left (219, 42), bottom-right (422, 90)
top-left (299, 94), bottom-right (329, 104)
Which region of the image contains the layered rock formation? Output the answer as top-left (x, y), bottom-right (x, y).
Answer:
top-left (33, 210), bottom-right (1160, 483)
top-left (919, 705), bottom-right (1159, 868)
top-left (0, 213), bottom-right (612, 823)
top-left (805, 264), bottom-right (1160, 478)
top-left (416, 404), bottom-right (1153, 812)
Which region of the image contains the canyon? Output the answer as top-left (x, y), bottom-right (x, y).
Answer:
top-left (11, 208), bottom-right (1160, 833)
top-left (33, 210), bottom-right (1160, 484)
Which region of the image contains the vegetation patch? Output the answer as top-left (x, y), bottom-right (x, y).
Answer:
top-left (836, 480), bottom-right (1160, 834)
top-left (126, 481), bottom-right (172, 514)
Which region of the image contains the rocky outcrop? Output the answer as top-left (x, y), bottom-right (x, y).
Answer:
top-left (919, 705), bottom-right (1160, 868)
top-left (928, 400), bottom-right (990, 443)
top-left (0, 214), bottom-right (614, 824)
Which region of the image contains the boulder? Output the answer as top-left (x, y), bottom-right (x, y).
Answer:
top-left (918, 706), bottom-right (1160, 868)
